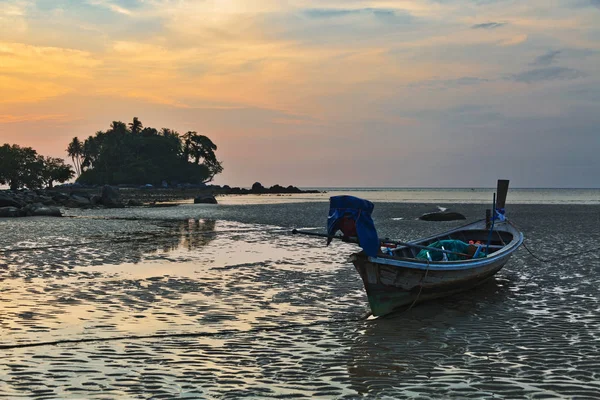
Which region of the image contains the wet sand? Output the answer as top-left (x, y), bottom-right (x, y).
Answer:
top-left (1, 202), bottom-right (599, 398)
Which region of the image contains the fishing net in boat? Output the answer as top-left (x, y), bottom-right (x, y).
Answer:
top-left (416, 240), bottom-right (487, 262)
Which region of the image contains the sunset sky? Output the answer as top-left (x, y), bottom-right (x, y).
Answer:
top-left (1, 0), bottom-right (599, 187)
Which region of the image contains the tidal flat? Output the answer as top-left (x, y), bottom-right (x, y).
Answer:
top-left (1, 201), bottom-right (599, 398)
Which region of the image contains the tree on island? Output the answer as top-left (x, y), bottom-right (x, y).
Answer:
top-left (66, 137), bottom-right (83, 176)
top-left (182, 131), bottom-right (223, 183)
top-left (0, 144), bottom-right (74, 190)
top-left (72, 117), bottom-right (223, 186)
top-left (42, 157), bottom-right (76, 188)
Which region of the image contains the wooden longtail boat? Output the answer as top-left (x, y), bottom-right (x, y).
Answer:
top-left (351, 218), bottom-right (523, 316)
top-left (293, 180), bottom-right (523, 316)
top-left (351, 179), bottom-right (523, 316)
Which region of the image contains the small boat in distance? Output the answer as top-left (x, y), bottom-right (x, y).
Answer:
top-left (293, 180), bottom-right (523, 317)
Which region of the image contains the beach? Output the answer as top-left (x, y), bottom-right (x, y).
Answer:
top-left (1, 193), bottom-right (599, 398)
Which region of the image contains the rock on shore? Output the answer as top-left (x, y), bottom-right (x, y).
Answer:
top-left (194, 195), bottom-right (218, 204)
top-left (419, 211), bottom-right (466, 221)
top-left (0, 185), bottom-right (127, 218)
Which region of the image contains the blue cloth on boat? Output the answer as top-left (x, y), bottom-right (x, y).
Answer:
top-left (327, 196), bottom-right (379, 257)
top-left (495, 207), bottom-right (506, 221)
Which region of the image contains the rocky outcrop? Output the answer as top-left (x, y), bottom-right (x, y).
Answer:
top-left (0, 194), bottom-right (24, 208)
top-left (101, 185), bottom-right (124, 208)
top-left (66, 195), bottom-right (91, 208)
top-left (22, 203), bottom-right (62, 217)
top-left (0, 206), bottom-right (23, 218)
top-left (194, 195), bottom-right (218, 204)
top-left (419, 211), bottom-right (466, 221)
top-left (223, 183), bottom-right (318, 195)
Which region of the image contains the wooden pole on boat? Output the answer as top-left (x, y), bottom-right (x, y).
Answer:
top-left (291, 229), bottom-right (471, 258)
top-left (496, 179), bottom-right (510, 210)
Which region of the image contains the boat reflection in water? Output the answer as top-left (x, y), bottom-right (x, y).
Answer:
top-left (345, 277), bottom-right (515, 397)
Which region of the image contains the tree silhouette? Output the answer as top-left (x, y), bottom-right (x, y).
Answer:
top-left (182, 131), bottom-right (223, 183)
top-left (129, 117), bottom-right (143, 134)
top-left (0, 144), bottom-right (45, 190)
top-left (42, 157), bottom-right (74, 188)
top-left (72, 118), bottom-right (222, 185)
top-left (66, 137), bottom-right (83, 175)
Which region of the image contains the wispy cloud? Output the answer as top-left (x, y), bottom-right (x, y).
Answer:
top-left (512, 67), bottom-right (585, 83)
top-left (531, 50), bottom-right (562, 66)
top-left (87, 0), bottom-right (132, 15)
top-left (411, 76), bottom-right (490, 89)
top-left (499, 34), bottom-right (527, 46)
top-left (471, 22), bottom-right (506, 29)
top-left (0, 114), bottom-right (73, 124)
top-left (303, 8), bottom-right (410, 24)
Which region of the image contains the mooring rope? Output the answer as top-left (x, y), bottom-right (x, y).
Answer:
top-left (405, 259), bottom-right (431, 312)
top-left (508, 220), bottom-right (599, 263)
top-left (0, 312), bottom-right (373, 351)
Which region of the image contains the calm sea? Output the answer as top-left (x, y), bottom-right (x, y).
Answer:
top-left (221, 188), bottom-right (600, 205)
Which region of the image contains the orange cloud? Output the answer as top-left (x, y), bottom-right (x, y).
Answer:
top-left (499, 34), bottom-right (528, 47)
top-left (0, 114), bottom-right (74, 123)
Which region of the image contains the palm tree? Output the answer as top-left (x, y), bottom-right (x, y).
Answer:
top-left (66, 137), bottom-right (83, 176)
top-left (82, 134), bottom-right (102, 170)
top-left (129, 117), bottom-right (143, 134)
top-left (182, 131), bottom-right (195, 160)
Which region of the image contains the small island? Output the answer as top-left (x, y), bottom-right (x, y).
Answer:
top-left (0, 117), bottom-right (319, 217)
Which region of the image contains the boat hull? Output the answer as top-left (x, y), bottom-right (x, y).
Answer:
top-left (351, 220), bottom-right (522, 316)
top-left (353, 253), bottom-right (511, 316)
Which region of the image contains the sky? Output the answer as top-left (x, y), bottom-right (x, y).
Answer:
top-left (0, 0), bottom-right (599, 188)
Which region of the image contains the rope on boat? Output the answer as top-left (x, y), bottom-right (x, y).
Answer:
top-left (405, 259), bottom-right (431, 312)
top-left (520, 241), bottom-right (599, 263)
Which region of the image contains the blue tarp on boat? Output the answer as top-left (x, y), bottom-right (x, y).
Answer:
top-left (327, 196), bottom-right (379, 257)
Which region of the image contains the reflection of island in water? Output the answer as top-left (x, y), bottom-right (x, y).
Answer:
top-left (1, 219), bottom-right (219, 278)
top-left (148, 218), bottom-right (217, 254)
top-left (345, 278), bottom-right (513, 397)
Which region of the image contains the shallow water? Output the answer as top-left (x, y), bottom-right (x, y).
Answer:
top-left (1, 203), bottom-right (599, 398)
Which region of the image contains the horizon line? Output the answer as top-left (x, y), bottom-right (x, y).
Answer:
top-left (297, 186), bottom-right (600, 190)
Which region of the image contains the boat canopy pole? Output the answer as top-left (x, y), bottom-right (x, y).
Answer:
top-left (485, 192), bottom-right (497, 255)
top-left (291, 229), bottom-right (471, 258)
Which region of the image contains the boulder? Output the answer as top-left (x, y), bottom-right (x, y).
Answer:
top-left (419, 211), bottom-right (466, 222)
top-left (51, 192), bottom-right (71, 204)
top-left (39, 195), bottom-right (55, 206)
top-left (127, 199), bottom-right (144, 207)
top-left (90, 195), bottom-right (102, 206)
top-left (194, 195), bottom-right (218, 204)
top-left (28, 205), bottom-right (62, 217)
top-left (101, 185), bottom-right (124, 208)
top-left (0, 206), bottom-right (23, 218)
top-left (0, 194), bottom-right (23, 208)
top-left (70, 195), bottom-right (91, 206)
